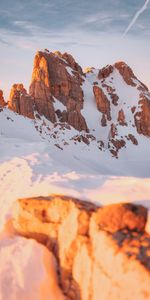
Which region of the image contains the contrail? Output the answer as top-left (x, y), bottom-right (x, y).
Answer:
top-left (123, 0), bottom-right (150, 36)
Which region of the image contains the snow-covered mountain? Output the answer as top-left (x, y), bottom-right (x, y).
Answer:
top-left (1, 50), bottom-right (150, 300)
top-left (1, 49), bottom-right (150, 223)
top-left (2, 50), bottom-right (150, 159)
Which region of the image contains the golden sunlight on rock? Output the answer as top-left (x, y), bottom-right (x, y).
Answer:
top-left (11, 195), bottom-right (150, 300)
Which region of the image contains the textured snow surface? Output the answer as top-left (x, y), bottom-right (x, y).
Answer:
top-left (0, 228), bottom-right (65, 300)
top-left (0, 107), bottom-right (150, 230)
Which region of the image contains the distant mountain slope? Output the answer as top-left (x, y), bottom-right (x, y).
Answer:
top-left (1, 49), bottom-right (150, 159)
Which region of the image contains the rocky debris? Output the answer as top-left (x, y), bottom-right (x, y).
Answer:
top-left (93, 85), bottom-right (111, 121)
top-left (29, 51), bottom-right (88, 131)
top-left (12, 195), bottom-right (150, 300)
top-left (58, 110), bottom-right (88, 132)
top-left (131, 106), bottom-right (136, 114)
top-left (109, 123), bottom-right (117, 139)
top-left (97, 140), bottom-right (105, 150)
top-left (8, 84), bottom-right (34, 119)
top-left (109, 138), bottom-right (126, 158)
top-left (101, 114), bottom-right (107, 126)
top-left (101, 83), bottom-right (119, 106)
top-left (0, 89), bottom-right (6, 108)
top-left (134, 95), bottom-right (150, 137)
top-left (114, 61), bottom-right (137, 86)
top-left (127, 134), bottom-right (138, 145)
top-left (70, 133), bottom-right (95, 145)
top-left (108, 123), bottom-right (126, 157)
top-left (117, 109), bottom-right (127, 126)
top-left (110, 92), bottom-right (119, 106)
top-left (71, 134), bottom-right (90, 145)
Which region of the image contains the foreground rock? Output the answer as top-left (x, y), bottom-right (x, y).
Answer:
top-left (12, 195), bottom-right (150, 300)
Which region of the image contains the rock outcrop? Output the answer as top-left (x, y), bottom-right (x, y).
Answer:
top-left (29, 51), bottom-right (88, 131)
top-left (114, 61), bottom-right (137, 87)
top-left (134, 95), bottom-right (150, 137)
top-left (0, 90), bottom-right (6, 108)
top-left (117, 109), bottom-right (127, 126)
top-left (8, 84), bottom-right (34, 119)
top-left (12, 195), bottom-right (150, 300)
top-left (98, 64), bottom-right (113, 80)
top-left (93, 85), bottom-right (111, 121)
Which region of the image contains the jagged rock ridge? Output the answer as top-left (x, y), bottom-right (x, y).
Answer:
top-left (12, 195), bottom-right (150, 300)
top-left (1, 49), bottom-right (150, 157)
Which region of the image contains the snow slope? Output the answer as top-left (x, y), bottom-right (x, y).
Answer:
top-left (0, 106), bottom-right (150, 229)
top-left (0, 228), bottom-right (65, 300)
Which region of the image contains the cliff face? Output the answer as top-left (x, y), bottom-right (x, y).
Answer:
top-left (12, 195), bottom-right (150, 300)
top-left (0, 89), bottom-right (6, 108)
top-left (29, 51), bottom-right (88, 131)
top-left (8, 84), bottom-right (35, 119)
top-left (95, 61), bottom-right (150, 140)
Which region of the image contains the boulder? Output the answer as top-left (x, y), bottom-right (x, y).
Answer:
top-left (12, 195), bottom-right (150, 300)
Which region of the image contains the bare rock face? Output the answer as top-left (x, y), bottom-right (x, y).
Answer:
top-left (12, 195), bottom-right (150, 300)
top-left (8, 84), bottom-right (34, 119)
top-left (29, 52), bottom-right (56, 122)
top-left (127, 134), bottom-right (138, 145)
top-left (114, 61), bottom-right (137, 86)
top-left (93, 86), bottom-right (111, 121)
top-left (29, 51), bottom-right (88, 131)
top-left (134, 95), bottom-right (150, 136)
top-left (95, 203), bottom-right (147, 233)
top-left (0, 89), bottom-right (6, 108)
top-left (98, 65), bottom-right (113, 80)
top-left (109, 138), bottom-right (126, 158)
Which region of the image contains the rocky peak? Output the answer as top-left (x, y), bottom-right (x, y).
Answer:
top-left (98, 61), bottom-right (142, 88)
top-left (3, 49), bottom-right (150, 158)
top-left (9, 83), bottom-right (27, 100)
top-left (29, 50), bottom-right (88, 131)
top-left (114, 61), bottom-right (137, 86)
top-left (53, 51), bottom-right (83, 75)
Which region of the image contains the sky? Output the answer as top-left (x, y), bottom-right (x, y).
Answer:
top-left (0, 0), bottom-right (150, 99)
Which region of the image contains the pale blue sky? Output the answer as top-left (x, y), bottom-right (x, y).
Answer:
top-left (0, 0), bottom-right (150, 98)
